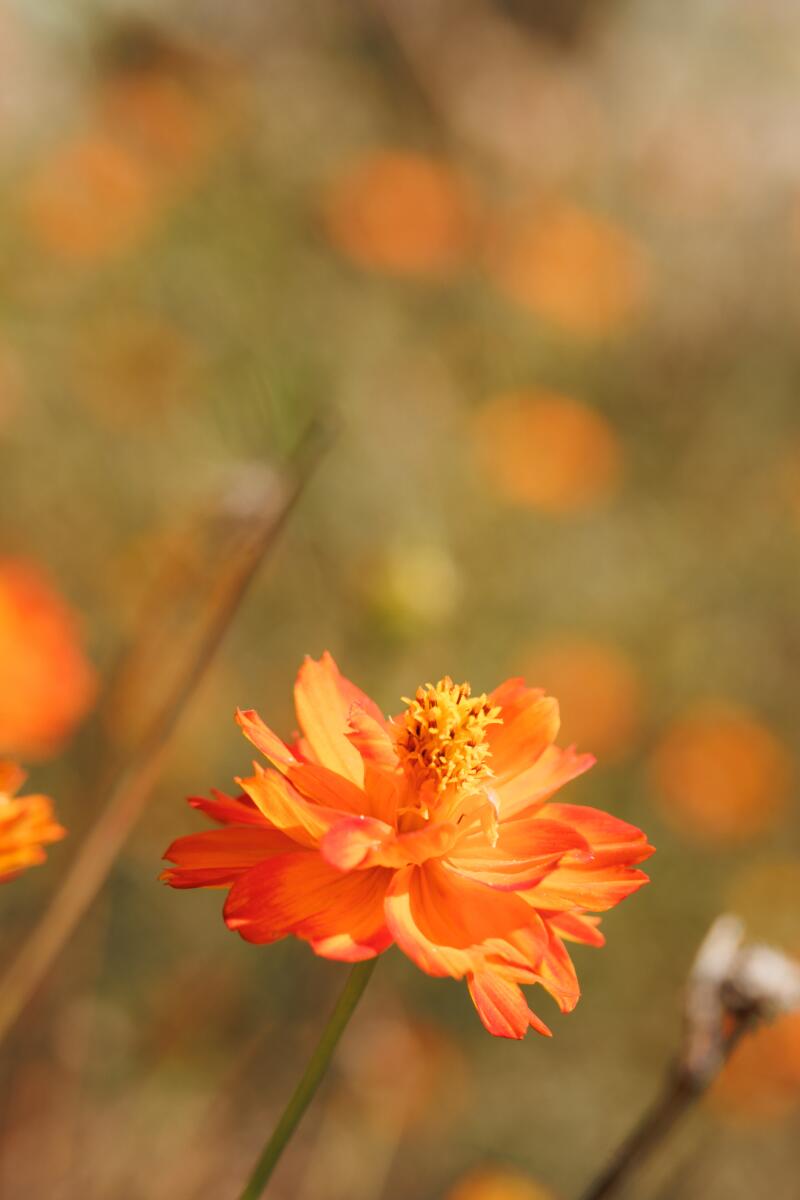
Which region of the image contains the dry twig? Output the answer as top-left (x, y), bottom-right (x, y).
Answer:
top-left (0, 422), bottom-right (329, 1048)
top-left (580, 914), bottom-right (800, 1200)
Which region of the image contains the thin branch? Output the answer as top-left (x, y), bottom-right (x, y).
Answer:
top-left (579, 916), bottom-right (800, 1200)
top-left (0, 422), bottom-right (330, 1048)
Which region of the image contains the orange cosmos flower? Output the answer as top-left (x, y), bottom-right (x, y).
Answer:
top-left (0, 559), bottom-right (96, 758)
top-left (488, 201), bottom-right (646, 338)
top-left (322, 151), bottom-right (475, 277)
top-left (473, 391), bottom-right (622, 513)
top-left (162, 654), bottom-right (653, 1038)
top-left (0, 761), bottom-right (65, 883)
top-left (649, 704), bottom-right (792, 844)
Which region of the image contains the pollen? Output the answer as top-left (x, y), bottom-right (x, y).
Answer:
top-left (396, 677), bottom-right (502, 794)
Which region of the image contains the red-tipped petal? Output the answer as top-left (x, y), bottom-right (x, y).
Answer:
top-left (468, 971), bottom-right (552, 1039)
top-left (223, 851), bottom-right (392, 958)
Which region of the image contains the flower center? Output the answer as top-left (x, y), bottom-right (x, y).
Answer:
top-left (396, 677), bottom-right (502, 795)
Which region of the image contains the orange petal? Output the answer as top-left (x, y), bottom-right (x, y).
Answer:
top-left (467, 971), bottom-right (552, 1039)
top-left (346, 706), bottom-right (398, 770)
top-left (495, 744), bottom-right (596, 820)
top-left (384, 862), bottom-right (533, 979)
top-left (0, 761), bottom-right (26, 796)
top-left (487, 686), bottom-right (561, 784)
top-left (236, 708), bottom-right (298, 773)
top-left (286, 761), bottom-right (369, 815)
top-left (542, 803), bottom-right (654, 867)
top-left (384, 867), bottom-right (479, 978)
top-left (448, 816), bottom-right (592, 890)
top-left (321, 815), bottom-right (459, 871)
top-left (544, 910), bottom-right (605, 947)
top-left (293, 653), bottom-right (381, 783)
top-left (526, 863), bottom-right (651, 912)
top-left (238, 766), bottom-right (341, 847)
top-left (223, 851), bottom-right (392, 959)
top-left (188, 789), bottom-right (269, 826)
top-left (161, 825), bottom-right (297, 889)
top-left (483, 920), bottom-right (581, 1014)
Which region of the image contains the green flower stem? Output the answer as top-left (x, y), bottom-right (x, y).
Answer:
top-left (237, 958), bottom-right (378, 1200)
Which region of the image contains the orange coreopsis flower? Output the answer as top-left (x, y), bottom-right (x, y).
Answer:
top-left (162, 654), bottom-right (653, 1038)
top-left (0, 560), bottom-right (96, 758)
top-left (0, 761), bottom-right (65, 882)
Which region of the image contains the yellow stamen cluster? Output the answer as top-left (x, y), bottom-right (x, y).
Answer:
top-left (396, 677), bottom-right (502, 794)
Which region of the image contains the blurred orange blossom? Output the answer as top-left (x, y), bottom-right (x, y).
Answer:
top-left (0, 760), bottom-right (65, 883)
top-left (162, 653), bottom-right (652, 1038)
top-left (487, 200), bottom-right (647, 337)
top-left (446, 1164), bottom-right (556, 1200)
top-left (473, 391), bottom-right (622, 512)
top-left (322, 150), bottom-right (475, 277)
top-left (649, 704), bottom-right (792, 844)
top-left (22, 133), bottom-right (160, 262)
top-left (521, 638), bottom-right (642, 761)
top-left (0, 559), bottom-right (96, 758)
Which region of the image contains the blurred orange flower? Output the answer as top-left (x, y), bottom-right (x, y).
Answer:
top-left (473, 390), bottom-right (622, 512)
top-left (0, 760), bottom-right (65, 883)
top-left (163, 653), bottom-right (652, 1038)
top-left (322, 151), bottom-right (475, 277)
top-left (22, 134), bottom-right (160, 263)
top-left (488, 201), bottom-right (646, 337)
top-left (0, 560), bottom-right (96, 758)
top-left (99, 70), bottom-right (219, 180)
top-left (446, 1165), bottom-right (556, 1200)
top-left (649, 704), bottom-right (793, 844)
top-left (710, 1010), bottom-right (800, 1123)
top-left (521, 638), bottom-right (642, 761)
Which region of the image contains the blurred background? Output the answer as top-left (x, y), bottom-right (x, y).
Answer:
top-left (1, 0), bottom-right (799, 1196)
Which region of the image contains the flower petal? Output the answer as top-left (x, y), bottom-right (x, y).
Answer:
top-left (384, 862), bottom-right (533, 979)
top-left (494, 744), bottom-right (596, 820)
top-left (321, 815), bottom-right (459, 871)
top-left (346, 706), bottom-right (397, 770)
top-left (238, 766), bottom-right (341, 847)
top-left (525, 864), bottom-right (651, 912)
top-left (467, 971), bottom-right (552, 1039)
top-left (236, 708), bottom-right (298, 773)
top-left (188, 789), bottom-right (268, 826)
top-left (161, 826), bottom-right (296, 889)
top-left (544, 910), bottom-right (606, 947)
top-left (223, 851), bottom-right (393, 959)
top-left (488, 682), bottom-right (560, 783)
top-left (541, 803), bottom-right (654, 867)
top-left (294, 653), bottom-right (380, 784)
top-left (384, 867), bottom-right (479, 978)
top-left (448, 816), bottom-right (592, 890)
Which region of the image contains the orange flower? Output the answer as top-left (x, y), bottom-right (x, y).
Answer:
top-left (0, 559), bottom-right (96, 758)
top-left (473, 391), bottom-right (622, 513)
top-left (0, 761), bottom-right (65, 883)
top-left (521, 638), bottom-right (643, 761)
top-left (488, 201), bottom-right (646, 337)
top-left (446, 1165), bottom-right (556, 1200)
top-left (649, 705), bottom-right (792, 844)
top-left (162, 654), bottom-right (652, 1038)
top-left (322, 151), bottom-right (475, 277)
top-left (22, 134), bottom-right (160, 263)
